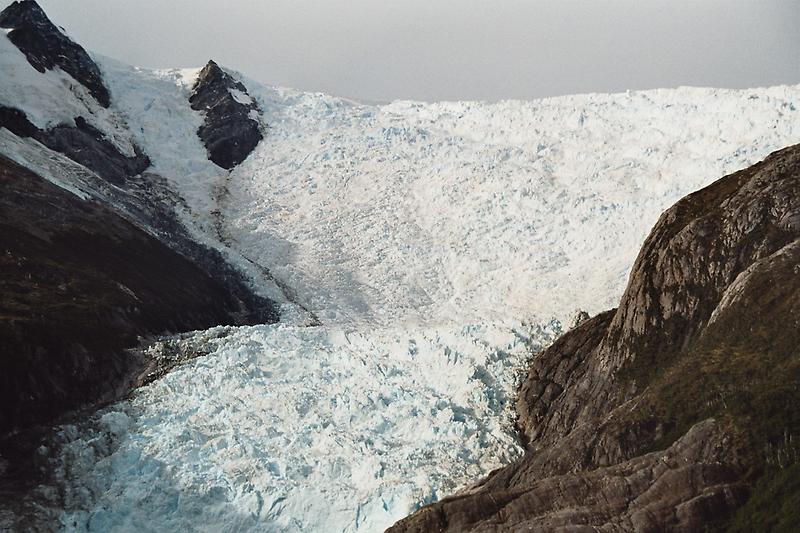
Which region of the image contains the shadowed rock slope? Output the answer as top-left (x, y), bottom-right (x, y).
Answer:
top-left (0, 156), bottom-right (277, 436)
top-left (390, 145), bottom-right (800, 532)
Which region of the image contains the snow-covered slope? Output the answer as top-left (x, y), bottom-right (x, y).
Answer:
top-left (0, 32), bottom-right (138, 157)
top-left (3, 23), bottom-right (800, 531)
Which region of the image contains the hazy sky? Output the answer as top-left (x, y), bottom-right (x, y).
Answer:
top-left (6, 0), bottom-right (800, 102)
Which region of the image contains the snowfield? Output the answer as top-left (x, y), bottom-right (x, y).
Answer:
top-left (2, 33), bottom-right (800, 531)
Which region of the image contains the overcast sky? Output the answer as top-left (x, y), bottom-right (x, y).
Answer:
top-left (8, 0), bottom-right (800, 102)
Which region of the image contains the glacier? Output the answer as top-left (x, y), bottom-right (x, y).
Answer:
top-left (40, 322), bottom-right (559, 532)
top-left (2, 37), bottom-right (800, 531)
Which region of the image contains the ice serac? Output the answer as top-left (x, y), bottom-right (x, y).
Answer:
top-left (189, 60), bottom-right (263, 169)
top-left (0, 0), bottom-right (110, 107)
top-left (390, 144), bottom-right (800, 531)
top-left (0, 155), bottom-right (278, 436)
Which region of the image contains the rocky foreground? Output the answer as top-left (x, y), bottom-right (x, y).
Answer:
top-left (390, 145), bottom-right (800, 531)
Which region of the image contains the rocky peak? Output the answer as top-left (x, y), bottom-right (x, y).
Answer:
top-left (189, 59), bottom-right (263, 169)
top-left (0, 0), bottom-right (48, 29)
top-left (193, 60), bottom-right (228, 93)
top-left (0, 0), bottom-right (110, 107)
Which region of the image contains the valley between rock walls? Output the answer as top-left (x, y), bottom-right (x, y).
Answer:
top-left (1, 1), bottom-right (800, 531)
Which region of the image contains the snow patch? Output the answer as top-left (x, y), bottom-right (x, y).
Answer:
top-left (229, 87), bottom-right (253, 106)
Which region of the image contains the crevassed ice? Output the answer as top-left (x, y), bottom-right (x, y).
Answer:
top-left (223, 84), bottom-right (800, 326)
top-left (46, 322), bottom-right (559, 532)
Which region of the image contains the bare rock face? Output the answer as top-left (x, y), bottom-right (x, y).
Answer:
top-left (393, 421), bottom-right (747, 532)
top-left (0, 0), bottom-right (110, 107)
top-left (390, 145), bottom-right (800, 532)
top-left (189, 60), bottom-right (263, 169)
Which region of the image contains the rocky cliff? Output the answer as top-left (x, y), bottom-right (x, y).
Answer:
top-left (390, 145), bottom-right (800, 532)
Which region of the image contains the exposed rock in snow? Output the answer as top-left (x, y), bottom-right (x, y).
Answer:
top-left (189, 60), bottom-right (263, 169)
top-left (567, 309), bottom-right (590, 330)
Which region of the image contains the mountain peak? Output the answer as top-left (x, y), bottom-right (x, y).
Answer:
top-left (193, 59), bottom-right (228, 89)
top-left (190, 59), bottom-right (263, 169)
top-left (0, 0), bottom-right (49, 28)
top-left (0, 0), bottom-right (110, 107)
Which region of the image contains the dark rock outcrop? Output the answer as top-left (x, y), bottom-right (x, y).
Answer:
top-left (189, 60), bottom-right (263, 169)
top-left (38, 116), bottom-right (150, 185)
top-left (0, 0), bottom-right (110, 107)
top-left (390, 145), bottom-right (800, 532)
top-left (0, 155), bottom-right (278, 436)
top-left (0, 106), bottom-right (150, 185)
top-left (0, 105), bottom-right (38, 138)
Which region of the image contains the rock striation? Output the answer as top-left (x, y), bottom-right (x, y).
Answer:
top-left (390, 145), bottom-right (800, 531)
top-left (0, 0), bottom-right (110, 107)
top-left (189, 60), bottom-right (263, 169)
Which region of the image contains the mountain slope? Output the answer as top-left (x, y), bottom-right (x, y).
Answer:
top-left (0, 155), bottom-right (277, 435)
top-left (0, 0), bottom-right (110, 106)
top-left (0, 1), bottom-right (280, 435)
top-left (389, 144), bottom-right (800, 532)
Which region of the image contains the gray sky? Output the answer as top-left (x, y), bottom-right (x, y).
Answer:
top-left (6, 0), bottom-right (800, 102)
